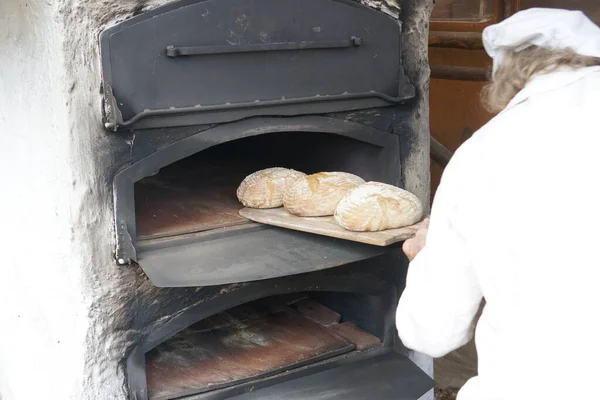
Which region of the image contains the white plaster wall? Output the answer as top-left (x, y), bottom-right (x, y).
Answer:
top-left (0, 1), bottom-right (180, 398)
top-left (0, 1), bottom-right (89, 399)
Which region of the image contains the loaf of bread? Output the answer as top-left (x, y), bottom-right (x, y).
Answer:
top-left (237, 167), bottom-right (306, 208)
top-left (283, 172), bottom-right (365, 217)
top-left (334, 182), bottom-right (423, 231)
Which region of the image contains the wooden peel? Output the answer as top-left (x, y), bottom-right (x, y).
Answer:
top-left (239, 207), bottom-right (421, 247)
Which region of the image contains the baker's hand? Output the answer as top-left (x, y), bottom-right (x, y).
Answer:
top-left (402, 218), bottom-right (430, 262)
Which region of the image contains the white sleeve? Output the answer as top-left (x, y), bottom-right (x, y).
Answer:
top-left (395, 152), bottom-right (483, 358)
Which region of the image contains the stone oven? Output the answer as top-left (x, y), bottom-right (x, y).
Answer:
top-left (0, 0), bottom-right (433, 399)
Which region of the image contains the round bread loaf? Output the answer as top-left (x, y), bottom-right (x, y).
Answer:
top-left (237, 167), bottom-right (306, 208)
top-left (334, 182), bottom-right (423, 231)
top-left (283, 172), bottom-right (365, 217)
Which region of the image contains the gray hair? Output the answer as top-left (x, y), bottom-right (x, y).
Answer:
top-left (481, 46), bottom-right (600, 114)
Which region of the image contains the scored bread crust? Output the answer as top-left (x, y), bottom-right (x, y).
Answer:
top-left (283, 172), bottom-right (365, 217)
top-left (237, 167), bottom-right (306, 208)
top-left (334, 182), bottom-right (423, 231)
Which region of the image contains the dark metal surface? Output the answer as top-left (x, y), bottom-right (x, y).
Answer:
top-left (165, 37), bottom-right (362, 57)
top-left (146, 306), bottom-right (354, 400)
top-left (99, 0), bottom-right (413, 130)
top-left (105, 0), bottom-right (432, 397)
top-left (227, 352), bottom-right (433, 400)
top-left (136, 225), bottom-right (396, 287)
top-left (114, 116), bottom-right (401, 267)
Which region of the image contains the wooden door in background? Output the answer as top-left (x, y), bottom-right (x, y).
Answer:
top-left (428, 0), bottom-right (508, 198)
top-left (427, 0), bottom-right (599, 200)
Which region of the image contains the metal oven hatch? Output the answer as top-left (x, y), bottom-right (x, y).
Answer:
top-left (101, 0), bottom-right (415, 288)
top-left (113, 116), bottom-right (402, 287)
top-left (99, 0), bottom-right (414, 131)
top-left (97, 0), bottom-right (432, 399)
top-left (124, 267), bottom-right (434, 400)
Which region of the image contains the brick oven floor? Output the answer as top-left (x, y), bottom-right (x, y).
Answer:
top-left (145, 296), bottom-right (388, 400)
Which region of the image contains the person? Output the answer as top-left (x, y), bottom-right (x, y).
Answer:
top-left (395, 8), bottom-right (600, 400)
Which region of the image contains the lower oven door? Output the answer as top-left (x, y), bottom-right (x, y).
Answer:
top-left (229, 352), bottom-right (433, 400)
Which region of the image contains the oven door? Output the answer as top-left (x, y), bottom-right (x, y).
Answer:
top-left (114, 116), bottom-right (403, 287)
top-left (99, 0), bottom-right (413, 131)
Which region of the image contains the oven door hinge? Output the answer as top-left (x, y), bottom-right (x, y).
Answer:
top-left (115, 219), bottom-right (137, 265)
top-left (103, 84), bottom-right (124, 132)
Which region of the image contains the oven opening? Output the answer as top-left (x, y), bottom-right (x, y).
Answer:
top-left (134, 132), bottom-right (388, 242)
top-left (145, 292), bottom-right (384, 400)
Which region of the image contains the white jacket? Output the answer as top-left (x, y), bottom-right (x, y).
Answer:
top-left (396, 9), bottom-right (600, 400)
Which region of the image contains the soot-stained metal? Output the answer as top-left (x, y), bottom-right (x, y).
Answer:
top-left (100, 0), bottom-right (414, 131)
top-left (89, 0), bottom-right (435, 398)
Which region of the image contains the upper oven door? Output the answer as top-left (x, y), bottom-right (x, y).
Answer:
top-left (99, 0), bottom-right (414, 131)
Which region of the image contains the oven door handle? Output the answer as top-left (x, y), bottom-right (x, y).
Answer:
top-left (165, 37), bottom-right (363, 57)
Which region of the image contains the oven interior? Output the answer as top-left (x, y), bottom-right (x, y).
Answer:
top-left (145, 290), bottom-right (388, 400)
top-left (134, 131), bottom-right (389, 243)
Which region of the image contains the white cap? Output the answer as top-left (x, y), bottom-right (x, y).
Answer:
top-left (482, 8), bottom-right (600, 74)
